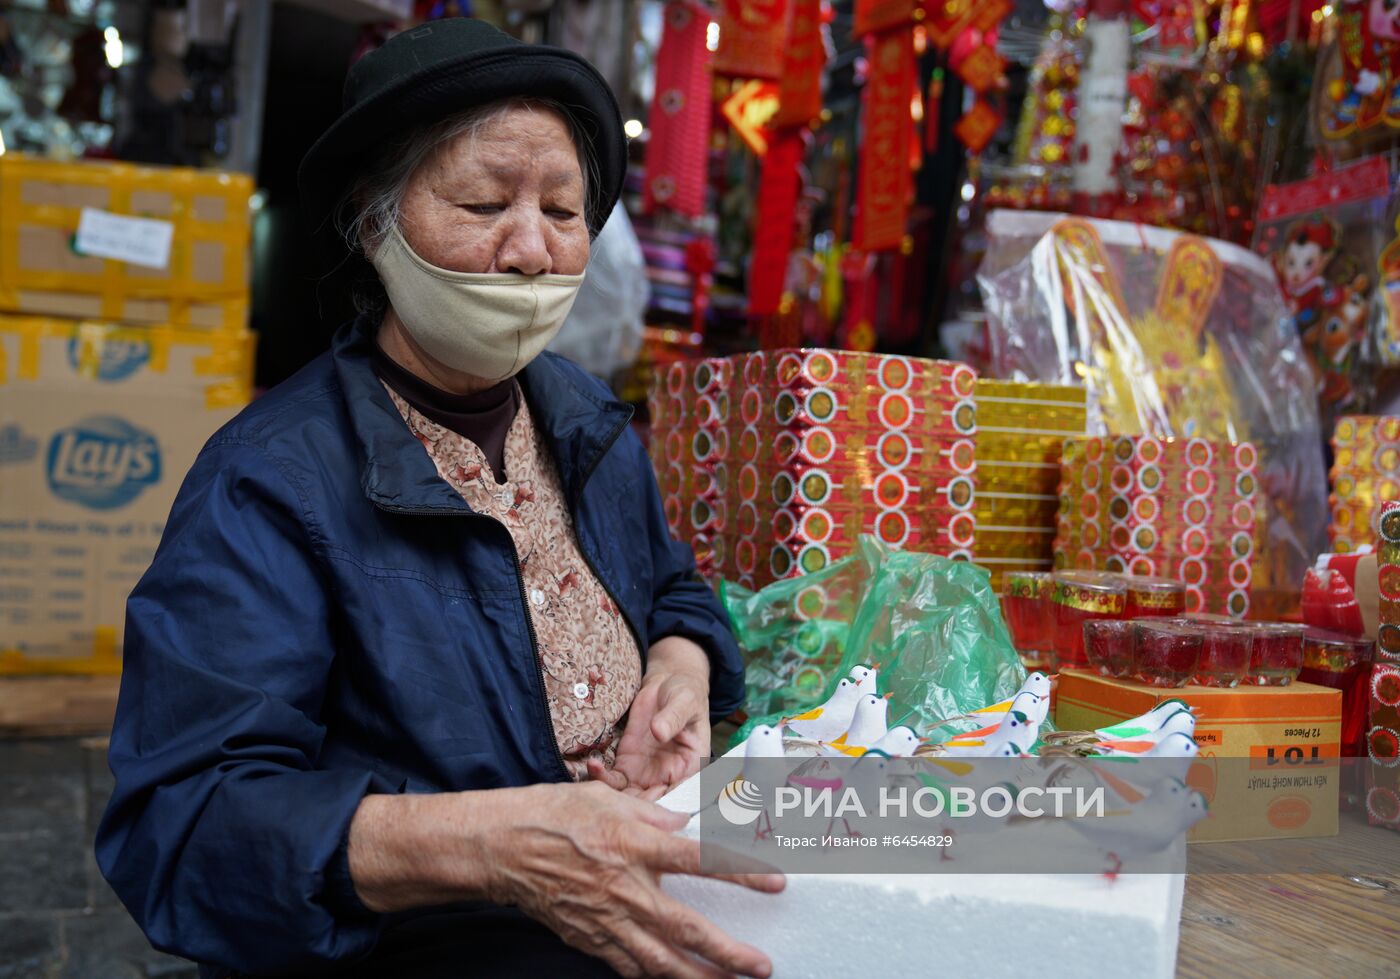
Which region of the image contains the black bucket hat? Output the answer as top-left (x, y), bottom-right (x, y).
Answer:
top-left (298, 18), bottom-right (626, 237)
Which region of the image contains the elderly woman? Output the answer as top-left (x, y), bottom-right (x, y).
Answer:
top-left (96, 19), bottom-right (781, 979)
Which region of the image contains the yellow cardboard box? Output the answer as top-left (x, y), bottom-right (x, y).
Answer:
top-left (1056, 669), bottom-right (1341, 842)
top-left (0, 154), bottom-right (251, 331)
top-left (0, 315), bottom-right (254, 673)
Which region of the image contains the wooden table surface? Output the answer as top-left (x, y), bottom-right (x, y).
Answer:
top-left (1178, 813), bottom-right (1400, 978)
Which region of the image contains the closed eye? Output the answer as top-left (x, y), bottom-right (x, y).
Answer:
top-left (460, 203), bottom-right (506, 215)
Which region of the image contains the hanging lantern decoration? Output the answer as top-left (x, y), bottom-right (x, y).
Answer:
top-left (713, 0), bottom-right (792, 79)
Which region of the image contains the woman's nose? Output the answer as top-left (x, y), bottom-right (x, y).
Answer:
top-left (496, 213), bottom-right (552, 275)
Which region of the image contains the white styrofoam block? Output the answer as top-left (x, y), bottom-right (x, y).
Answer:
top-left (659, 755), bottom-right (1184, 979)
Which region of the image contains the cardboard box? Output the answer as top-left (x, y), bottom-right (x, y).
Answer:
top-left (0, 315), bottom-right (254, 673)
top-left (0, 154), bottom-right (251, 331)
top-left (1056, 669), bottom-right (1341, 842)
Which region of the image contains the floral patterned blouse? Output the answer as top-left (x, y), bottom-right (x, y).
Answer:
top-left (384, 382), bottom-right (643, 779)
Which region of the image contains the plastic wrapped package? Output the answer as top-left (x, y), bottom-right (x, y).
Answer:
top-left (728, 536), bottom-right (1028, 744)
top-left (977, 210), bottom-right (1329, 614)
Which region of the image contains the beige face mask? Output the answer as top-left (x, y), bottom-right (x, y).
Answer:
top-left (370, 225), bottom-right (585, 382)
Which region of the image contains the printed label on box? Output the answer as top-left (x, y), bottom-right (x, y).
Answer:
top-left (75, 208), bottom-right (174, 270)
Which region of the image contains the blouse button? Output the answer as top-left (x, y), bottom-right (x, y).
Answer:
top-left (530, 588), bottom-right (545, 607)
top-left (573, 682), bottom-right (590, 700)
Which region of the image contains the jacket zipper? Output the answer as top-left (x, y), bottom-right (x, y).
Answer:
top-left (370, 500), bottom-right (571, 781)
top-left (568, 413), bottom-right (648, 670)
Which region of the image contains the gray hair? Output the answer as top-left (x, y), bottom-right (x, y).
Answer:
top-left (336, 97), bottom-right (601, 312)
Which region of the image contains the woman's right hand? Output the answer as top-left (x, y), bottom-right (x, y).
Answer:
top-left (347, 781), bottom-right (784, 979)
top-left (483, 781), bottom-right (783, 979)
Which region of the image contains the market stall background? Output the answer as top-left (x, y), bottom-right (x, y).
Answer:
top-left (0, 0), bottom-right (1398, 973)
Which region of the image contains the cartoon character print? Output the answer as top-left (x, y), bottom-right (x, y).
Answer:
top-left (1274, 216), bottom-right (1341, 334)
top-left (1328, 0), bottom-right (1400, 136)
top-left (1305, 274), bottom-right (1371, 409)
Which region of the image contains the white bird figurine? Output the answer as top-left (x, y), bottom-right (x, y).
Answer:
top-left (948, 691), bottom-right (1046, 741)
top-left (821, 692), bottom-right (892, 754)
top-left (1090, 712), bottom-right (1196, 754)
top-left (707, 723), bottom-right (787, 839)
top-left (934, 672), bottom-right (1053, 731)
top-left (782, 678), bottom-right (863, 742)
top-left (944, 708), bottom-right (1039, 754)
top-left (868, 725), bottom-right (921, 757)
top-left (1042, 699), bottom-right (1196, 748)
top-left (848, 662), bottom-right (879, 690)
top-left (934, 714), bottom-right (1034, 757)
top-left (1064, 777), bottom-right (1209, 877)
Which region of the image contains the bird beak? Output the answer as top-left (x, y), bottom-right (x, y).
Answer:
top-left (883, 693), bottom-right (893, 700)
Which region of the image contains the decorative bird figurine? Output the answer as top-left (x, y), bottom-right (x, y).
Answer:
top-left (820, 692), bottom-right (893, 755)
top-left (1088, 711), bottom-right (1197, 754)
top-left (930, 713), bottom-right (1035, 758)
top-left (1063, 777), bottom-right (1209, 878)
top-left (848, 662), bottom-right (880, 689)
top-left (946, 691), bottom-right (1047, 741)
top-left (701, 723), bottom-right (787, 839)
top-left (931, 672), bottom-right (1054, 732)
top-left (782, 677), bottom-right (863, 742)
top-left (868, 725), bottom-right (921, 757)
top-left (943, 708), bottom-right (1039, 755)
top-left (1042, 700), bottom-right (1195, 748)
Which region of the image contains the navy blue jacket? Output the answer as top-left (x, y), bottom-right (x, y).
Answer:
top-left (95, 316), bottom-right (744, 976)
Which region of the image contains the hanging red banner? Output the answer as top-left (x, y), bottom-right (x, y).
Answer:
top-left (714, 0), bottom-right (791, 80)
top-left (772, 0), bottom-right (828, 128)
top-left (855, 29), bottom-right (914, 253)
top-left (853, 0), bottom-right (916, 37)
top-left (748, 129), bottom-right (806, 316)
top-left (643, 1), bottom-right (714, 217)
top-left (721, 80), bottom-right (781, 155)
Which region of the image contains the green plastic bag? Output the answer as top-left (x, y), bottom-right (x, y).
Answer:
top-left (726, 537), bottom-right (1028, 747)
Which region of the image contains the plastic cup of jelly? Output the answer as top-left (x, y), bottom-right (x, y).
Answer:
top-left (1245, 623), bottom-right (1306, 685)
top-left (1298, 629), bottom-right (1375, 757)
top-left (1133, 620), bottom-right (1204, 687)
top-left (1124, 575), bottom-right (1186, 618)
top-left (1051, 571), bottom-right (1127, 670)
top-left (1083, 619), bottom-right (1136, 678)
top-left (1002, 571), bottom-right (1054, 668)
top-left (1192, 621), bottom-right (1254, 687)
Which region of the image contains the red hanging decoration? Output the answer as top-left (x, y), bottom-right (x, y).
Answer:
top-left (685, 237), bottom-right (717, 336)
top-left (953, 98), bottom-right (1003, 154)
top-left (721, 80), bottom-right (782, 155)
top-left (853, 0), bottom-right (917, 36)
top-left (773, 0), bottom-right (828, 128)
top-left (748, 129), bottom-right (807, 318)
top-left (713, 0), bottom-right (792, 80)
top-left (855, 29), bottom-right (915, 252)
top-left (644, 1), bottom-right (715, 217)
top-left (924, 0), bottom-right (1012, 49)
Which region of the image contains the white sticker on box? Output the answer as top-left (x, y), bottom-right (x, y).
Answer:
top-left (74, 208), bottom-right (175, 269)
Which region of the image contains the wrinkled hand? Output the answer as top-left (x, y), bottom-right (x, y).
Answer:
top-left (594, 638), bottom-right (712, 795)
top-left (487, 781), bottom-right (784, 978)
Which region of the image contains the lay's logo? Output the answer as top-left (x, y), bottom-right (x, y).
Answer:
top-left (46, 417), bottom-right (162, 510)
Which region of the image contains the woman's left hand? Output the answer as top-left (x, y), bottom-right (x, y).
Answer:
top-left (590, 636), bottom-right (711, 796)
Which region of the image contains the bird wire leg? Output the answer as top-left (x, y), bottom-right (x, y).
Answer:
top-left (1103, 851), bottom-right (1122, 882)
top-left (755, 808), bottom-right (774, 842)
top-left (940, 827), bottom-right (955, 862)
